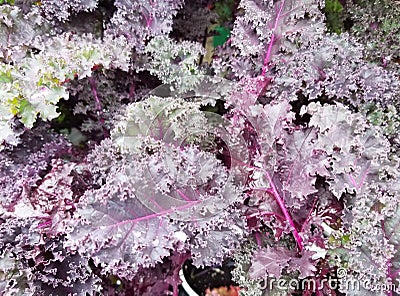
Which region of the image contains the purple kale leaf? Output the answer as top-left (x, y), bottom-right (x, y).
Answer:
top-left (0, 124), bottom-right (69, 211)
top-left (249, 246), bottom-right (292, 279)
top-left (31, 237), bottom-right (100, 296)
top-left (230, 0), bottom-right (325, 79)
top-left (266, 34), bottom-right (400, 106)
top-left (249, 246), bottom-right (317, 280)
top-left (105, 0), bottom-right (184, 50)
top-left (277, 128), bottom-right (330, 207)
top-left (64, 140), bottom-right (244, 279)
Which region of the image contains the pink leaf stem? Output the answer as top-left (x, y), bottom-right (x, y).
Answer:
top-left (102, 200), bottom-right (201, 229)
top-left (264, 171), bottom-right (303, 251)
top-left (172, 253), bottom-right (191, 296)
top-left (37, 220), bottom-right (52, 229)
top-left (261, 0), bottom-right (286, 77)
top-left (89, 76), bottom-right (109, 138)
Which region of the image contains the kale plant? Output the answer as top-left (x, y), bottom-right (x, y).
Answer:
top-left (0, 0), bottom-right (399, 295)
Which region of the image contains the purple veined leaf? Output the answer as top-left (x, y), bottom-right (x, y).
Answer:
top-left (288, 249), bottom-right (317, 279)
top-left (112, 77), bottom-right (253, 215)
top-left (249, 245), bottom-right (317, 280)
top-left (231, 16), bottom-right (264, 57)
top-left (105, 0), bottom-right (184, 50)
top-left (226, 97), bottom-right (295, 168)
top-left (249, 246), bottom-right (293, 280)
top-left (245, 188), bottom-right (290, 241)
top-left (320, 124), bottom-right (400, 294)
top-left (260, 0), bottom-right (288, 76)
top-left (340, 158), bottom-right (371, 195)
top-left (297, 185), bottom-right (343, 235)
top-left (113, 76), bottom-right (253, 219)
top-left (231, 0), bottom-right (325, 76)
top-left (338, 169), bottom-right (398, 293)
top-left (125, 147), bottom-right (234, 222)
top-left (227, 98), bottom-right (315, 251)
top-left (276, 128), bottom-right (330, 206)
top-left (302, 102), bottom-right (394, 198)
top-left (326, 131), bottom-right (389, 198)
top-left (64, 142), bottom-right (244, 279)
top-left (64, 76), bottom-right (256, 278)
top-left (249, 128), bottom-right (329, 251)
top-left (65, 188), bottom-right (188, 279)
top-left (263, 170), bottom-right (305, 252)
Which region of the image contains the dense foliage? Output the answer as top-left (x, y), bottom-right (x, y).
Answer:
top-left (0, 0), bottom-right (399, 295)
